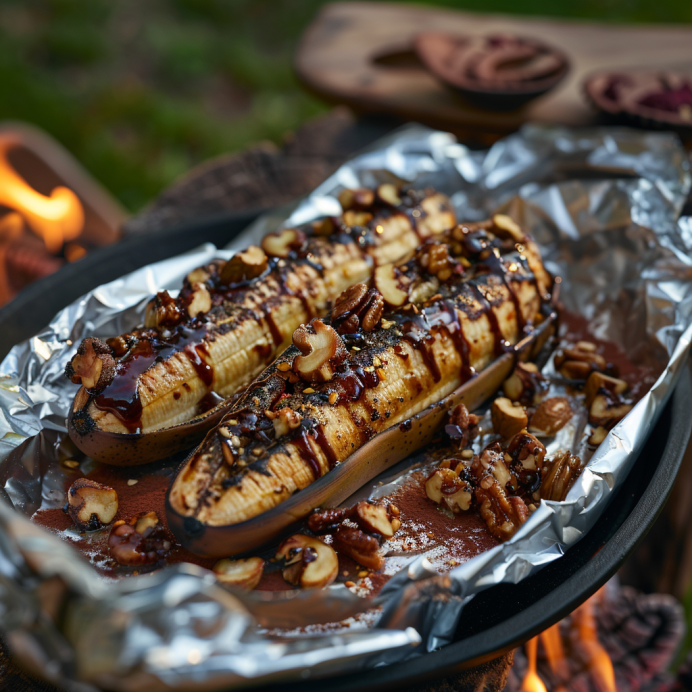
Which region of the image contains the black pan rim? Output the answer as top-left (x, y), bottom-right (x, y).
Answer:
top-left (0, 209), bottom-right (689, 692)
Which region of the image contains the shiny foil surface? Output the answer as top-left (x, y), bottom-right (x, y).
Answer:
top-left (0, 125), bottom-right (690, 691)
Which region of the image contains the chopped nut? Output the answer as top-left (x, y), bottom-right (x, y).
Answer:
top-left (303, 387), bottom-right (315, 394)
top-left (292, 320), bottom-right (347, 383)
top-left (352, 501), bottom-right (401, 537)
top-left (584, 371), bottom-right (628, 407)
top-left (358, 570), bottom-right (369, 578)
top-left (416, 241), bottom-right (458, 282)
top-left (425, 467), bottom-right (473, 513)
top-left (143, 290), bottom-right (184, 330)
top-left (376, 183), bottom-right (402, 207)
top-left (507, 431), bottom-right (546, 494)
top-left (472, 443), bottom-right (512, 490)
top-left (444, 403), bottom-right (479, 448)
top-left (589, 392), bottom-right (632, 429)
top-left (328, 392), bottom-right (338, 405)
top-left (345, 580), bottom-right (356, 588)
top-left (276, 362), bottom-right (291, 372)
top-left (261, 227), bottom-right (307, 258)
top-left (503, 362), bottom-right (548, 405)
top-left (554, 343), bottom-right (607, 380)
top-left (219, 246), bottom-right (268, 285)
top-left (127, 479), bottom-right (138, 486)
top-left (270, 407), bottom-right (302, 439)
top-left (333, 526), bottom-right (384, 570)
top-left (186, 266), bottom-right (211, 285)
top-left (541, 450), bottom-right (582, 501)
top-left (492, 214), bottom-right (525, 242)
top-left (491, 397), bottom-right (528, 439)
top-left (213, 557), bottom-right (264, 590)
top-left (108, 512), bottom-right (172, 566)
top-left (529, 397), bottom-right (573, 436)
top-left (276, 535), bottom-right (338, 589)
top-left (63, 460), bottom-right (80, 469)
top-left (342, 210), bottom-right (374, 228)
top-left (65, 337), bottom-right (116, 393)
top-left (312, 216), bottom-right (335, 237)
top-left (307, 508), bottom-right (348, 534)
top-left (186, 283), bottom-right (212, 318)
top-left (588, 426), bottom-right (608, 446)
top-left (374, 263), bottom-right (410, 307)
top-left (338, 187), bottom-right (375, 211)
top-left (66, 478), bottom-right (118, 531)
top-left (332, 283), bottom-right (384, 334)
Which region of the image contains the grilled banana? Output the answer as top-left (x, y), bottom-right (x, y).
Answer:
top-left (168, 216), bottom-right (552, 528)
top-left (66, 186), bottom-right (455, 457)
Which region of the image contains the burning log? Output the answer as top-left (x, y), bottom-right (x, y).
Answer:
top-left (506, 582), bottom-right (685, 692)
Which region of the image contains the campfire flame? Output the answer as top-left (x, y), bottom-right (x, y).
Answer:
top-left (520, 588), bottom-right (617, 692)
top-left (0, 136), bottom-right (84, 253)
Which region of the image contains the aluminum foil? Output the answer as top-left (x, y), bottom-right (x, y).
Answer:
top-left (0, 124), bottom-right (691, 691)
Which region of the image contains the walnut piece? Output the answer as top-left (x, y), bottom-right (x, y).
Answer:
top-left (292, 320), bottom-right (347, 383)
top-left (584, 371), bottom-right (628, 407)
top-left (589, 393), bottom-right (632, 429)
top-left (66, 478), bottom-right (118, 531)
top-left (261, 228), bottom-right (307, 258)
top-left (507, 431), bottom-right (546, 495)
top-left (503, 362), bottom-right (548, 406)
top-left (331, 283), bottom-right (385, 334)
top-left (417, 241), bottom-right (457, 282)
top-left (472, 443), bottom-right (513, 490)
top-left (529, 396), bottom-right (573, 436)
top-left (213, 557), bottom-right (264, 590)
top-left (268, 406), bottom-right (303, 438)
top-left (65, 337), bottom-right (116, 393)
top-left (541, 450), bottom-right (582, 501)
top-left (588, 426), bottom-right (608, 446)
top-left (491, 397), bottom-right (528, 439)
top-left (276, 534), bottom-right (338, 589)
top-left (308, 501), bottom-right (401, 538)
top-left (374, 263), bottom-right (410, 307)
top-left (108, 511), bottom-right (172, 566)
top-left (342, 210), bottom-right (374, 228)
top-left (220, 245), bottom-right (268, 285)
top-left (333, 525), bottom-right (384, 570)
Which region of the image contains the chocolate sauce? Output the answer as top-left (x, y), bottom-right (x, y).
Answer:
top-left (291, 429), bottom-right (323, 479)
top-left (93, 323), bottom-right (210, 432)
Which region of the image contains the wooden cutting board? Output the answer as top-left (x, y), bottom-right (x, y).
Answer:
top-left (295, 2), bottom-right (692, 142)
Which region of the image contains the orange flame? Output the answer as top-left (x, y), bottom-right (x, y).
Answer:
top-left (521, 637), bottom-right (548, 692)
top-left (519, 588), bottom-right (617, 692)
top-left (0, 137), bottom-right (84, 253)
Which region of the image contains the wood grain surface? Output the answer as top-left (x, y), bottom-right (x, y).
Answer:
top-left (295, 2), bottom-right (692, 142)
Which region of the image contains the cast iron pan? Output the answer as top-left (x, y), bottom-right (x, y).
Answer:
top-left (1, 210), bottom-right (690, 691)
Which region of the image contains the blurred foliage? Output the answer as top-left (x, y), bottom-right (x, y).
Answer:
top-left (0, 0), bottom-right (690, 212)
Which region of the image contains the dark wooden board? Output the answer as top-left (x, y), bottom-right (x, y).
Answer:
top-left (296, 2), bottom-right (692, 141)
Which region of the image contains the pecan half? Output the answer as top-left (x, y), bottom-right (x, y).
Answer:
top-left (65, 337), bottom-right (116, 393)
top-left (292, 320), bottom-right (347, 383)
top-left (540, 450), bottom-right (582, 502)
top-left (108, 511), bottom-right (172, 566)
top-left (331, 283), bottom-right (385, 334)
top-left (529, 396), bottom-right (573, 436)
top-left (219, 246), bottom-right (268, 285)
top-left (416, 241), bottom-right (458, 282)
top-left (476, 478), bottom-right (529, 541)
top-left (333, 525), bottom-right (384, 570)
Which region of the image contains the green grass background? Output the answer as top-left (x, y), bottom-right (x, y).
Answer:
top-left (1, 0), bottom-right (690, 214)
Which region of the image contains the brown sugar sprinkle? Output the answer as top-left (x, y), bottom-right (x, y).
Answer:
top-left (276, 362), bottom-right (291, 372)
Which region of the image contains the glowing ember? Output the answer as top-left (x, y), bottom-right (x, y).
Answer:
top-left (521, 637), bottom-right (548, 692)
top-left (0, 135), bottom-right (84, 253)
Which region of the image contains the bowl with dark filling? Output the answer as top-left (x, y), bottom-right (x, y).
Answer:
top-left (414, 32), bottom-right (570, 111)
top-left (584, 70), bottom-right (692, 136)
